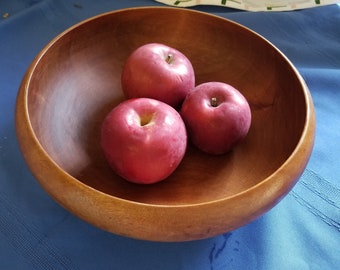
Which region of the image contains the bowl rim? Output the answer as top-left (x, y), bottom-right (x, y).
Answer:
top-left (15, 6), bottom-right (316, 209)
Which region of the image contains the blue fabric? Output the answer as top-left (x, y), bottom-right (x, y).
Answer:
top-left (1, 1), bottom-right (339, 269)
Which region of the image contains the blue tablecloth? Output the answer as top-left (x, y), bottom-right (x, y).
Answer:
top-left (1, 1), bottom-right (339, 269)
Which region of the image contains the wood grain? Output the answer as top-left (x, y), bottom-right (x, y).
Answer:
top-left (15, 7), bottom-right (315, 242)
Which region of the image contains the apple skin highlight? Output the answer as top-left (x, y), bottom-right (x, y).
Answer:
top-left (180, 82), bottom-right (252, 155)
top-left (121, 43), bottom-right (195, 109)
top-left (101, 98), bottom-right (187, 184)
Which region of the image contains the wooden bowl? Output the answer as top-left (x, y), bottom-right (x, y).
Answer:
top-left (15, 7), bottom-right (315, 242)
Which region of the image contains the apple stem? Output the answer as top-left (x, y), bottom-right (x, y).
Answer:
top-left (165, 54), bottom-right (173, 64)
top-left (140, 114), bottom-right (153, 127)
top-left (211, 97), bottom-right (218, 107)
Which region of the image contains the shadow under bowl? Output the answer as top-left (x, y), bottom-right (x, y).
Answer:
top-left (15, 7), bottom-right (315, 242)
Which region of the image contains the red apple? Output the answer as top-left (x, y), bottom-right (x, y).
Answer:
top-left (121, 43), bottom-right (195, 108)
top-left (180, 82), bottom-right (251, 155)
top-left (100, 98), bottom-right (187, 184)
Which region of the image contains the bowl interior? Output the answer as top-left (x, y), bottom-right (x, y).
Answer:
top-left (26, 8), bottom-right (307, 205)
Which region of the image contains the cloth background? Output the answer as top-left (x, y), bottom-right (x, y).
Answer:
top-left (0, 1), bottom-right (339, 269)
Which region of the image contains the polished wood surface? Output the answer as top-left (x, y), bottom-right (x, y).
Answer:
top-left (15, 7), bottom-right (315, 241)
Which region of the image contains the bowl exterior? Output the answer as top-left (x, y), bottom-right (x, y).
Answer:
top-left (15, 7), bottom-right (315, 242)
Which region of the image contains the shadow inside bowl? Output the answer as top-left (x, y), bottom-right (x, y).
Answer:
top-left (26, 8), bottom-right (307, 206)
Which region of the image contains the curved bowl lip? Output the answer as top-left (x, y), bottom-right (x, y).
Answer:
top-left (16, 6), bottom-right (315, 210)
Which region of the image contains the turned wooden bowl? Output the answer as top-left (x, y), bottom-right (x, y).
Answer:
top-left (15, 7), bottom-right (315, 242)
